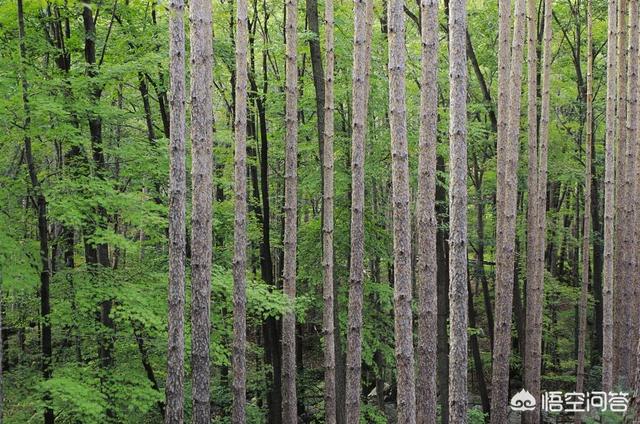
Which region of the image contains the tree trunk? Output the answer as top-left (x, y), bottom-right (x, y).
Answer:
top-left (189, 0), bottom-right (214, 420)
top-left (416, 0), bottom-right (439, 422)
top-left (281, 0), bottom-right (299, 420)
top-left (575, 1), bottom-right (593, 419)
top-left (447, 0), bottom-right (468, 419)
top-left (490, 1), bottom-right (513, 418)
top-left (388, 0), bottom-right (416, 421)
top-left (620, 0), bottom-right (638, 388)
top-left (490, 0), bottom-right (526, 420)
top-left (166, 0), bottom-right (186, 422)
top-left (322, 0), bottom-right (337, 420)
top-left (523, 1), bottom-right (552, 423)
top-left (232, 0), bottom-right (249, 420)
top-left (613, 0), bottom-right (628, 384)
top-left (523, 0), bottom-right (539, 415)
top-left (528, 0), bottom-right (553, 408)
top-left (602, 0), bottom-right (625, 392)
top-left (17, 3), bottom-right (54, 422)
top-left (345, 0), bottom-right (374, 422)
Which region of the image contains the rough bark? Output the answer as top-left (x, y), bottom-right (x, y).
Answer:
top-left (532, 0), bottom-right (553, 401)
top-left (613, 0), bottom-right (628, 383)
top-left (621, 0), bottom-right (639, 388)
top-left (345, 0), bottom-right (374, 422)
top-left (281, 0), bottom-right (299, 421)
top-left (575, 1), bottom-right (593, 419)
top-left (491, 5), bottom-right (513, 413)
top-left (523, 0), bottom-right (550, 421)
top-left (447, 0), bottom-right (468, 420)
top-left (490, 0), bottom-right (526, 421)
top-left (166, 0), bottom-right (186, 422)
top-left (388, 0), bottom-right (416, 421)
top-left (322, 0), bottom-right (337, 420)
top-left (602, 0), bottom-right (624, 392)
top-left (17, 2), bottom-right (54, 422)
top-left (523, 0), bottom-right (539, 416)
top-left (189, 0), bottom-right (214, 421)
top-left (416, 0), bottom-right (439, 422)
top-left (232, 0), bottom-right (249, 421)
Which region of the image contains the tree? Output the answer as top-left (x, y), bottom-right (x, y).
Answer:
top-left (281, 0), bottom-right (299, 420)
top-left (416, 0), bottom-right (439, 422)
top-left (447, 0), bottom-right (468, 420)
top-left (232, 0), bottom-right (249, 421)
top-left (602, 0), bottom-right (617, 394)
top-left (490, 0), bottom-right (526, 421)
top-left (576, 0), bottom-right (593, 418)
top-left (530, 0), bottom-right (552, 405)
top-left (388, 0), bottom-right (416, 421)
top-left (522, 0), bottom-right (541, 419)
top-left (189, 0), bottom-right (214, 421)
top-left (620, 0), bottom-right (639, 388)
top-left (345, 0), bottom-right (374, 422)
top-left (166, 0), bottom-right (186, 422)
top-left (322, 0), bottom-right (337, 419)
top-left (613, 0), bottom-right (628, 384)
top-left (17, 2), bottom-right (54, 422)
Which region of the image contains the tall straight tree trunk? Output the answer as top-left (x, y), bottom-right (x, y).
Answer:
top-left (322, 0), bottom-right (337, 420)
top-left (490, 0), bottom-right (526, 421)
top-left (166, 0), bottom-right (186, 422)
top-left (345, 0), bottom-right (374, 422)
top-left (189, 0), bottom-right (214, 421)
top-left (447, 0), bottom-right (468, 420)
top-left (523, 0), bottom-right (539, 413)
top-left (17, 2), bottom-right (54, 422)
top-left (281, 0), bottom-right (299, 420)
top-left (575, 1), bottom-right (593, 419)
top-left (232, 0), bottom-right (249, 421)
top-left (416, 0), bottom-right (439, 422)
top-left (620, 0), bottom-right (639, 389)
top-left (613, 0), bottom-right (628, 383)
top-left (388, 0), bottom-right (416, 421)
top-left (529, 0), bottom-right (552, 406)
top-left (602, 0), bottom-right (617, 392)
top-left (491, 4), bottom-right (513, 417)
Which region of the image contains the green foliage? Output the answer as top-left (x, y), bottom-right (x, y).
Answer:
top-left (0, 0), bottom-right (614, 421)
top-left (360, 403), bottom-right (387, 424)
top-left (467, 407), bottom-right (487, 424)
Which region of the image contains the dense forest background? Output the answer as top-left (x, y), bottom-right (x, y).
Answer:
top-left (0, 0), bottom-right (634, 422)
